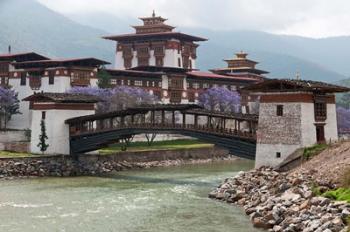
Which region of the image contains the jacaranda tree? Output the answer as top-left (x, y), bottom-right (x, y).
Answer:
top-left (0, 87), bottom-right (21, 129)
top-left (198, 87), bottom-right (241, 113)
top-left (68, 86), bottom-right (158, 113)
top-left (337, 106), bottom-right (350, 133)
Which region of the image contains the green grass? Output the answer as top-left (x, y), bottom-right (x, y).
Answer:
top-left (322, 188), bottom-right (350, 203)
top-left (303, 143), bottom-right (328, 160)
top-left (0, 151), bottom-right (37, 158)
top-left (99, 139), bottom-right (214, 154)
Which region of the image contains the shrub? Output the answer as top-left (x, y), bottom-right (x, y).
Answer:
top-left (303, 143), bottom-right (328, 160)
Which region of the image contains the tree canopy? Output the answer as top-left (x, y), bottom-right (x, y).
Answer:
top-left (198, 87), bottom-right (241, 113)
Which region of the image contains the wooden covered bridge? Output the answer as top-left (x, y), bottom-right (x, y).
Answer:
top-left (65, 104), bottom-right (258, 159)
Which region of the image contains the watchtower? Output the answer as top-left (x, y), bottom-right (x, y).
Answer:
top-left (244, 79), bottom-right (349, 168)
top-left (23, 92), bottom-right (99, 155)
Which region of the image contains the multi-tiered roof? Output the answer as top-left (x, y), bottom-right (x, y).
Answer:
top-left (103, 11), bottom-right (207, 42)
top-left (211, 51), bottom-right (269, 76)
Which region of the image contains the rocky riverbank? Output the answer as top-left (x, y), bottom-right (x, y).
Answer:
top-left (209, 167), bottom-right (350, 232)
top-left (0, 148), bottom-right (236, 179)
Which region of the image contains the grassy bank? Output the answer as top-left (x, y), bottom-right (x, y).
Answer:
top-left (99, 139), bottom-right (214, 154)
top-left (0, 151), bottom-right (36, 158)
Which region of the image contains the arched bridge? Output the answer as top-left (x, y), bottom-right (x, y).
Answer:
top-left (65, 104), bottom-right (258, 160)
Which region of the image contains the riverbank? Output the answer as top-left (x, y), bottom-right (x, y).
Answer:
top-left (209, 167), bottom-right (350, 231)
top-left (0, 146), bottom-right (235, 179)
top-left (210, 141), bottom-right (350, 231)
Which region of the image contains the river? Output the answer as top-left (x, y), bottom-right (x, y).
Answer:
top-left (0, 159), bottom-right (262, 232)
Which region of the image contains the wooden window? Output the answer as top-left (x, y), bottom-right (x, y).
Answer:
top-left (134, 80), bottom-right (143, 86)
top-left (156, 57), bottom-right (163, 67)
top-left (124, 58), bottom-right (132, 69)
top-left (154, 46), bottom-right (164, 56)
top-left (193, 83), bottom-right (199, 89)
top-left (170, 78), bottom-right (184, 89)
top-left (277, 105), bottom-right (283, 116)
top-left (170, 91), bottom-right (182, 103)
top-left (48, 70), bottom-right (55, 85)
top-left (158, 82), bottom-right (162, 88)
top-left (71, 71), bottom-right (90, 86)
top-left (188, 92), bottom-right (195, 102)
top-left (315, 102), bottom-right (327, 121)
top-left (0, 62), bottom-right (9, 75)
top-left (276, 152), bottom-right (281, 158)
top-left (137, 47), bottom-right (149, 57)
top-left (110, 79), bottom-right (117, 85)
top-left (29, 76), bottom-right (42, 90)
top-left (41, 111), bottom-right (46, 120)
top-left (203, 83), bottom-right (209, 89)
top-left (122, 46), bottom-right (133, 57)
top-left (138, 57), bottom-right (149, 66)
top-left (183, 56), bottom-right (189, 69)
top-left (20, 72), bottom-right (27, 86)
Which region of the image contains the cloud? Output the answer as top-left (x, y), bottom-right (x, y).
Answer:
top-left (37, 0), bottom-right (350, 38)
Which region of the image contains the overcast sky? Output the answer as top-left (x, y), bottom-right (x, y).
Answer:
top-left (37, 0), bottom-right (350, 38)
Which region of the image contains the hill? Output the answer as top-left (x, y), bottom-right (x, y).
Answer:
top-left (0, 0), bottom-right (349, 82)
top-left (0, 0), bottom-right (114, 63)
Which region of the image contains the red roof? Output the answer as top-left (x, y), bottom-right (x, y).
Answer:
top-left (186, 71), bottom-right (260, 82)
top-left (103, 31), bottom-right (207, 42)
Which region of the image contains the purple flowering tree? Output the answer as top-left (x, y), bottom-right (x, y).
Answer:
top-left (337, 107), bottom-right (350, 134)
top-left (198, 87), bottom-right (241, 113)
top-left (68, 86), bottom-right (158, 113)
top-left (0, 87), bottom-right (20, 129)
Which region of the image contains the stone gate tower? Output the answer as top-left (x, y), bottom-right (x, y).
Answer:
top-left (244, 79), bottom-right (349, 168)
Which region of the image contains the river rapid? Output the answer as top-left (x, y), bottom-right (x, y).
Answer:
top-left (0, 159), bottom-right (262, 232)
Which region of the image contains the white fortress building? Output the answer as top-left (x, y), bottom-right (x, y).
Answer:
top-left (103, 11), bottom-right (207, 70)
top-left (0, 53), bottom-right (109, 130)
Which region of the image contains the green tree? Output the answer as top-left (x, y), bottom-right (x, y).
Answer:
top-left (97, 67), bottom-right (112, 89)
top-left (37, 119), bottom-right (49, 154)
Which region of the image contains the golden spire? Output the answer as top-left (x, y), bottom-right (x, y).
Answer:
top-left (152, 10), bottom-right (156, 17)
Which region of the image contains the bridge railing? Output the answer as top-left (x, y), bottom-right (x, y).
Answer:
top-left (69, 122), bottom-right (256, 140)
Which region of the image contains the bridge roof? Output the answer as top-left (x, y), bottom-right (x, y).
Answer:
top-left (65, 104), bottom-right (202, 124)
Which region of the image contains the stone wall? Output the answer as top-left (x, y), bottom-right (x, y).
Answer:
top-left (0, 147), bottom-right (230, 178)
top-left (0, 130), bottom-right (29, 152)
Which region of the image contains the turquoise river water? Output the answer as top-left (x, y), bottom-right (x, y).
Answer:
top-left (0, 160), bottom-right (262, 232)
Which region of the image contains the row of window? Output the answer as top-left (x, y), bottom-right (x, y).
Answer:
top-left (275, 102), bottom-right (327, 120)
top-left (110, 79), bottom-right (162, 88)
top-left (188, 82), bottom-right (238, 91)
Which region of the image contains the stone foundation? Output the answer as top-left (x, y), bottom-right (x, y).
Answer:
top-left (0, 147), bottom-right (232, 178)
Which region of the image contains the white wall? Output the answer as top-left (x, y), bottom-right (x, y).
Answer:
top-left (8, 76), bottom-right (71, 130)
top-left (255, 144), bottom-right (301, 168)
top-left (300, 103), bottom-right (317, 147)
top-left (325, 103), bottom-right (338, 142)
top-left (115, 51), bottom-right (124, 69)
top-left (30, 108), bottom-right (94, 155)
